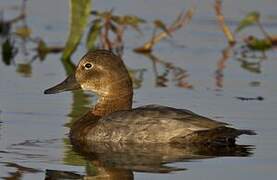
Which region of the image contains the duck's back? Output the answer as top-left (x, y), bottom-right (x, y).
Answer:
top-left (77, 105), bottom-right (255, 145)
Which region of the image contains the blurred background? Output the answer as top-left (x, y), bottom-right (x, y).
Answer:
top-left (0, 0), bottom-right (276, 179)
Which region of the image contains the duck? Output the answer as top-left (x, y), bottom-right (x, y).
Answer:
top-left (44, 50), bottom-right (255, 146)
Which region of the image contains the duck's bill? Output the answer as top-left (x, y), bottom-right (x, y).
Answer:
top-left (44, 74), bottom-right (81, 94)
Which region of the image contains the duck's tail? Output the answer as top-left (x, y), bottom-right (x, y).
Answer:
top-left (171, 127), bottom-right (256, 146)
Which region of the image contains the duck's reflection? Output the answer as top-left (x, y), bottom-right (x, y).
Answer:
top-left (48, 141), bottom-right (253, 179)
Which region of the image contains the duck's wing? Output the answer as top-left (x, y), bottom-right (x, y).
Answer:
top-left (88, 105), bottom-right (255, 144)
top-left (136, 104), bottom-right (229, 128)
top-left (93, 105), bottom-right (230, 143)
top-left (101, 104), bottom-right (228, 130)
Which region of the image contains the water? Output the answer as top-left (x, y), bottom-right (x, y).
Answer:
top-left (0, 0), bottom-right (277, 179)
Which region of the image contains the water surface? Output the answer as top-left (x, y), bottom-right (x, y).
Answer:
top-left (0, 0), bottom-right (277, 179)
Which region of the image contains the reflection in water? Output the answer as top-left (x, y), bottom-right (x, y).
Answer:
top-left (0, 0), bottom-right (64, 78)
top-left (237, 57), bottom-right (263, 74)
top-left (215, 45), bottom-right (233, 89)
top-left (141, 53), bottom-right (193, 89)
top-left (59, 58), bottom-right (91, 166)
top-left (45, 169), bottom-right (83, 180)
top-left (16, 63), bottom-right (32, 77)
top-left (128, 68), bottom-right (146, 89)
top-left (1, 162), bottom-right (42, 180)
top-left (47, 142), bottom-right (253, 179)
top-left (1, 38), bottom-right (16, 65)
top-left (215, 44), bottom-right (268, 89)
top-left (0, 113), bottom-right (2, 143)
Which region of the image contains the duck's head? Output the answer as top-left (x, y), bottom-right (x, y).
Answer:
top-left (44, 50), bottom-right (133, 97)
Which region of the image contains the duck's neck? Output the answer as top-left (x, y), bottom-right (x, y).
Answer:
top-left (91, 81), bottom-right (133, 117)
top-left (92, 93), bottom-right (132, 117)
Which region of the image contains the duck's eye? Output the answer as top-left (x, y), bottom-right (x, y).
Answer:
top-left (84, 63), bottom-right (93, 70)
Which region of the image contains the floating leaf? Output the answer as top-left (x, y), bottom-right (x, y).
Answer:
top-left (154, 20), bottom-right (171, 37)
top-left (244, 36), bottom-right (272, 51)
top-left (236, 11), bottom-right (260, 32)
top-left (61, 0), bottom-right (91, 60)
top-left (86, 19), bottom-right (102, 50)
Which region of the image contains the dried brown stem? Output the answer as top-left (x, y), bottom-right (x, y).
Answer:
top-left (134, 7), bottom-right (196, 53)
top-left (214, 0), bottom-right (236, 45)
top-left (103, 19), bottom-right (112, 50)
top-left (112, 25), bottom-right (125, 56)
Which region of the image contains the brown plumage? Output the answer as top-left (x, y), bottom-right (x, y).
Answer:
top-left (44, 50), bottom-right (256, 146)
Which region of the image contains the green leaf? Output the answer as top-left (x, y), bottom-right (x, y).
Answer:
top-left (153, 19), bottom-right (171, 37)
top-left (124, 15), bottom-right (145, 33)
top-left (236, 11), bottom-right (260, 32)
top-left (61, 0), bottom-right (91, 60)
top-left (111, 15), bottom-right (145, 34)
top-left (244, 36), bottom-right (272, 51)
top-left (122, 15), bottom-right (146, 25)
top-left (86, 19), bottom-right (102, 50)
top-left (97, 10), bottom-right (113, 19)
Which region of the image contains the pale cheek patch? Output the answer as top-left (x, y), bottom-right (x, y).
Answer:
top-left (81, 83), bottom-right (101, 94)
top-left (80, 80), bottom-right (109, 96)
top-left (81, 84), bottom-right (91, 91)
